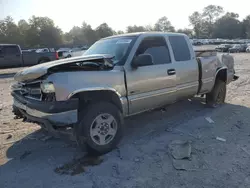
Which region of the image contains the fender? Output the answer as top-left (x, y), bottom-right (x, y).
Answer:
top-left (214, 67), bottom-right (228, 84)
top-left (215, 67), bottom-right (227, 78)
top-left (67, 87), bottom-right (121, 99)
top-left (67, 87), bottom-right (129, 116)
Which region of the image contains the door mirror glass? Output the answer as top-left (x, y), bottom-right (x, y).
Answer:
top-left (131, 54), bottom-right (153, 68)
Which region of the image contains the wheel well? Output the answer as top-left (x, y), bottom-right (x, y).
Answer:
top-left (72, 90), bottom-right (123, 113)
top-left (216, 68), bottom-right (227, 83)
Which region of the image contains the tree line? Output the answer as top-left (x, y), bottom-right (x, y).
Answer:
top-left (1, 4), bottom-right (250, 49)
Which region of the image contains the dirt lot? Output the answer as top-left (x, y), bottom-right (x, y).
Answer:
top-left (1, 53), bottom-right (250, 188)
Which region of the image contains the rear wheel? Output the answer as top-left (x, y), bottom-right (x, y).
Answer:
top-left (206, 80), bottom-right (226, 108)
top-left (75, 101), bottom-right (124, 155)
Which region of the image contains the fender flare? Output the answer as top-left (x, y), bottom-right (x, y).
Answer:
top-left (67, 87), bottom-right (127, 114)
top-left (214, 67), bottom-right (228, 83)
top-left (67, 87), bottom-right (122, 99)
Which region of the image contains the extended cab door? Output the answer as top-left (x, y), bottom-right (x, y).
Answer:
top-left (168, 35), bottom-right (199, 99)
top-left (125, 36), bottom-right (177, 115)
top-left (2, 45), bottom-right (22, 67)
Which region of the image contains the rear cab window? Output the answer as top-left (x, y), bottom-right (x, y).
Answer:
top-left (169, 36), bottom-right (191, 61)
top-left (4, 45), bottom-right (20, 55)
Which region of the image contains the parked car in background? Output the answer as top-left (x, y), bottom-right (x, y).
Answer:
top-left (0, 44), bottom-right (59, 68)
top-left (215, 44), bottom-right (233, 52)
top-left (64, 47), bottom-right (87, 58)
top-left (57, 46), bottom-right (88, 59)
top-left (57, 48), bottom-right (71, 59)
top-left (246, 46), bottom-right (250, 53)
top-left (36, 48), bottom-right (49, 53)
top-left (11, 32), bottom-right (238, 154)
top-left (228, 44), bottom-right (247, 53)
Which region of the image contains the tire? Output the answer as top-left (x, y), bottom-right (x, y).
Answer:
top-left (206, 80), bottom-right (226, 108)
top-left (66, 55), bottom-right (71, 58)
top-left (75, 101), bottom-right (124, 155)
top-left (12, 105), bottom-right (23, 118)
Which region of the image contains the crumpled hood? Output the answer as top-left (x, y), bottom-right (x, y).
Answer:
top-left (14, 54), bottom-right (114, 82)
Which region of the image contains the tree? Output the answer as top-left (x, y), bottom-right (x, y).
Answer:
top-left (95, 23), bottom-right (114, 39)
top-left (202, 5), bottom-right (224, 23)
top-left (18, 19), bottom-right (30, 47)
top-left (116, 30), bottom-right (124, 35)
top-left (154, 16), bottom-right (175, 32)
top-left (126, 25), bottom-right (146, 33)
top-left (242, 15), bottom-right (250, 38)
top-left (145, 25), bottom-right (154, 31)
top-left (202, 5), bottom-right (224, 38)
top-left (81, 22), bottom-right (97, 45)
top-left (177, 28), bottom-right (194, 38)
top-left (25, 16), bottom-right (63, 47)
top-left (212, 12), bottom-right (242, 39)
top-left (189, 11), bottom-right (206, 38)
top-left (0, 16), bottom-right (22, 44)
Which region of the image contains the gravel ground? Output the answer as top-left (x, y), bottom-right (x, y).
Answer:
top-left (1, 52), bottom-right (250, 188)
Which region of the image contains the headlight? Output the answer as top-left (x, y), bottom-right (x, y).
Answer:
top-left (41, 82), bottom-right (55, 93)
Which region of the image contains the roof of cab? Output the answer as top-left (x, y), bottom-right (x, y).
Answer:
top-left (103, 32), bottom-right (186, 40)
top-left (0, 44), bottom-right (19, 46)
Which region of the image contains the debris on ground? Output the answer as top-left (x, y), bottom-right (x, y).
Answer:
top-left (234, 120), bottom-right (243, 129)
top-left (168, 140), bottom-right (204, 171)
top-left (205, 117), bottom-right (214, 123)
top-left (54, 154), bottom-right (103, 176)
top-left (168, 140), bottom-right (191, 160)
top-left (20, 151), bottom-right (32, 160)
top-left (6, 134), bottom-right (12, 140)
top-left (134, 157), bottom-right (140, 162)
top-left (216, 137), bottom-right (226, 142)
top-left (172, 157), bottom-right (199, 171)
top-left (241, 147), bottom-right (250, 156)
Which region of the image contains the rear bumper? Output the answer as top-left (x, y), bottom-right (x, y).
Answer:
top-left (12, 92), bottom-right (78, 127)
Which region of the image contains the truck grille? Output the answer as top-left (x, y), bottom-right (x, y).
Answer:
top-left (12, 81), bottom-right (42, 101)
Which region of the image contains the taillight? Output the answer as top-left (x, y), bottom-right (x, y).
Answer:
top-left (56, 52), bottom-right (59, 60)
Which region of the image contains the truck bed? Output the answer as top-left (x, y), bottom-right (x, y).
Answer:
top-left (195, 49), bottom-right (217, 57)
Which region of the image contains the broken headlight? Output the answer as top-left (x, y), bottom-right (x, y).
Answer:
top-left (41, 82), bottom-right (55, 93)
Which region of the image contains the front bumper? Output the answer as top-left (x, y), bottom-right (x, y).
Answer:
top-left (12, 92), bottom-right (78, 127)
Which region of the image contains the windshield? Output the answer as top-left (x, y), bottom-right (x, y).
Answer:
top-left (84, 36), bottom-right (136, 64)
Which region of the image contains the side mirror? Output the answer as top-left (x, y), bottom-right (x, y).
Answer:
top-left (131, 54), bottom-right (153, 68)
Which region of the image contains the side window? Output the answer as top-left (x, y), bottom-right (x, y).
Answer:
top-left (4, 46), bottom-right (19, 55)
top-left (169, 36), bottom-right (191, 61)
top-left (135, 37), bottom-right (171, 65)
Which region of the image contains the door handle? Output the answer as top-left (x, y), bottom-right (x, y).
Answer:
top-left (167, 69), bottom-right (176, 75)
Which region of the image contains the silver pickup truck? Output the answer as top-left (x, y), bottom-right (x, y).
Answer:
top-left (11, 32), bottom-right (239, 154)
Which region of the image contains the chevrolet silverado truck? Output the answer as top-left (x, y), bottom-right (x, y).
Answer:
top-left (11, 32), bottom-right (239, 154)
top-left (0, 44), bottom-right (58, 68)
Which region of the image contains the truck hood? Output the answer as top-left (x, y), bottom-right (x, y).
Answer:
top-left (14, 54), bottom-right (114, 82)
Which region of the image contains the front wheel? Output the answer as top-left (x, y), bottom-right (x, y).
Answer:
top-left (75, 102), bottom-right (124, 155)
top-left (206, 80), bottom-right (226, 108)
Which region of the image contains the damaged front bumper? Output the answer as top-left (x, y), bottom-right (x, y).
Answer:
top-left (12, 92), bottom-right (78, 128)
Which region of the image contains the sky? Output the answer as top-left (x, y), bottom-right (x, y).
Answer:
top-left (0, 0), bottom-right (249, 32)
